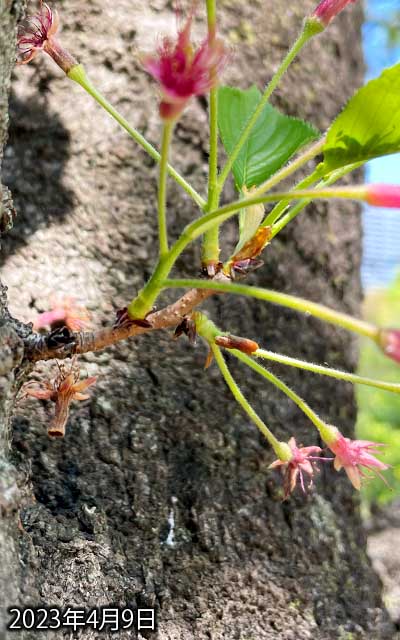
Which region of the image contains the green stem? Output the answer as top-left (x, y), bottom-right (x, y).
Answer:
top-left (163, 279), bottom-right (379, 340)
top-left (127, 179), bottom-right (371, 318)
top-left (252, 136), bottom-right (326, 200)
top-left (217, 28), bottom-right (313, 190)
top-left (158, 122), bottom-right (174, 256)
top-left (211, 344), bottom-right (287, 456)
top-left (205, 0), bottom-right (217, 32)
top-left (202, 85), bottom-right (220, 268)
top-left (233, 351), bottom-right (328, 436)
top-left (263, 168), bottom-right (322, 227)
top-left (67, 64), bottom-right (206, 209)
top-left (207, 184), bottom-right (369, 223)
top-left (203, 0), bottom-right (221, 268)
top-left (254, 349), bottom-right (400, 394)
top-left (127, 233), bottom-right (191, 318)
top-left (269, 162), bottom-right (363, 236)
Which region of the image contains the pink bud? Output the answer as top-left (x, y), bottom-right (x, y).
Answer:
top-left (378, 328), bottom-right (400, 363)
top-left (365, 184), bottom-right (400, 209)
top-left (312, 0), bottom-right (357, 27)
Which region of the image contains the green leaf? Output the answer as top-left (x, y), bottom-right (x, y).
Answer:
top-left (322, 63), bottom-right (400, 172)
top-left (218, 85), bottom-right (319, 190)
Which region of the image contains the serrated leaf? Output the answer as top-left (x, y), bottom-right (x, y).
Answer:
top-left (218, 85), bottom-right (319, 190)
top-left (322, 63), bottom-right (400, 172)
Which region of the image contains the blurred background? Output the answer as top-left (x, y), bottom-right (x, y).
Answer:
top-left (358, 0), bottom-right (400, 506)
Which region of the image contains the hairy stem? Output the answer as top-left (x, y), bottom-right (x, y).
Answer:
top-left (263, 168), bottom-right (322, 227)
top-left (217, 28), bottom-right (313, 190)
top-left (269, 162), bottom-right (364, 236)
top-left (233, 351), bottom-right (328, 436)
top-left (252, 136), bottom-right (326, 199)
top-left (163, 279), bottom-right (379, 340)
top-left (208, 184), bottom-right (371, 223)
top-left (211, 344), bottom-right (286, 455)
top-left (254, 349), bottom-right (400, 394)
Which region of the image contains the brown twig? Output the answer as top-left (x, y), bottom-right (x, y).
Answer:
top-left (24, 283), bottom-right (224, 363)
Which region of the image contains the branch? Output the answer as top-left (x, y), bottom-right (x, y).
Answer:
top-left (24, 278), bottom-right (229, 363)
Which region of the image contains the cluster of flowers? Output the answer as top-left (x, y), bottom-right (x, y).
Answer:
top-left (16, 0), bottom-right (397, 498)
top-left (270, 433), bottom-right (389, 499)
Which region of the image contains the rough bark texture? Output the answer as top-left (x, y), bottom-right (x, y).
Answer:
top-left (0, 0), bottom-right (396, 638)
top-left (0, 0), bottom-right (26, 634)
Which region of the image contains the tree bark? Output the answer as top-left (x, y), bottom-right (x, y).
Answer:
top-left (0, 0), bottom-right (395, 638)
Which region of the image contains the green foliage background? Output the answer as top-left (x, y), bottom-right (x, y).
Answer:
top-left (357, 274), bottom-right (400, 503)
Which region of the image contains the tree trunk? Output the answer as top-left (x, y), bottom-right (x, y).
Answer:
top-left (0, 0), bottom-right (395, 638)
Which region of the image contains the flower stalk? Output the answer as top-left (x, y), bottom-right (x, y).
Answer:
top-left (163, 278), bottom-right (379, 341)
top-left (254, 348), bottom-right (400, 394)
top-left (67, 65), bottom-right (206, 208)
top-left (251, 136), bottom-right (326, 201)
top-left (216, 27), bottom-right (316, 191)
top-left (207, 184), bottom-right (400, 227)
top-left (233, 350), bottom-right (331, 438)
top-left (267, 162), bottom-right (363, 235)
top-left (158, 122), bottom-right (174, 256)
top-left (202, 0), bottom-right (222, 271)
top-left (209, 343), bottom-right (291, 461)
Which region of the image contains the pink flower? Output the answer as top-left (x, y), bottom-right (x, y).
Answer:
top-left (33, 296), bottom-right (91, 332)
top-left (365, 184), bottom-right (400, 209)
top-left (327, 431), bottom-right (389, 490)
top-left (142, 7), bottom-right (228, 120)
top-left (312, 0), bottom-right (357, 26)
top-left (17, 2), bottom-right (59, 64)
top-left (269, 437), bottom-right (326, 498)
top-left (17, 2), bottom-right (77, 73)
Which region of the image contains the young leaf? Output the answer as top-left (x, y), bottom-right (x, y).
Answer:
top-left (236, 187), bottom-right (266, 253)
top-left (218, 85), bottom-right (319, 190)
top-left (322, 63), bottom-right (400, 172)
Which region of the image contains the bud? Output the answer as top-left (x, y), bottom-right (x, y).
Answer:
top-left (365, 184), bottom-right (400, 209)
top-left (311, 0), bottom-right (358, 28)
top-left (142, 4), bottom-right (228, 120)
top-left (215, 334), bottom-right (259, 355)
top-left (17, 2), bottom-right (78, 74)
top-left (378, 328), bottom-right (400, 363)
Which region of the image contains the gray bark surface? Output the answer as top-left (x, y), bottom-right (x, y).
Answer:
top-left (0, 0), bottom-right (395, 638)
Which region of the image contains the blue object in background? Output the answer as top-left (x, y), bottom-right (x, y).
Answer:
top-left (361, 0), bottom-right (400, 290)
